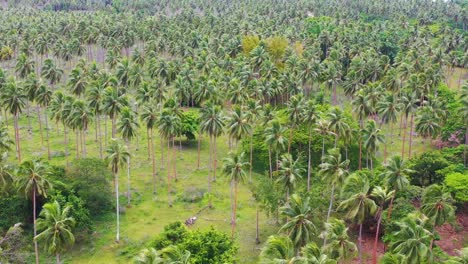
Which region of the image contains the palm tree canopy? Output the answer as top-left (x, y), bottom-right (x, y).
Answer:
top-left (222, 151), bottom-right (249, 184)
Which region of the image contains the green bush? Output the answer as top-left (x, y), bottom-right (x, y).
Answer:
top-left (0, 195), bottom-right (29, 233)
top-left (444, 172), bottom-right (468, 203)
top-left (181, 110), bottom-right (199, 140)
top-left (178, 187), bottom-right (206, 203)
top-left (407, 151), bottom-right (450, 186)
top-left (149, 221), bottom-right (189, 250)
top-left (66, 158), bottom-right (113, 216)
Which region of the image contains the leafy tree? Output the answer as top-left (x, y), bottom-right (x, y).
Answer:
top-left (35, 201), bottom-right (75, 264)
top-left (444, 172), bottom-right (468, 203)
top-left (277, 153), bottom-right (304, 200)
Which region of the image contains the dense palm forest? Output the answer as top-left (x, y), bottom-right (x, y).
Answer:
top-left (0, 0), bottom-right (467, 263)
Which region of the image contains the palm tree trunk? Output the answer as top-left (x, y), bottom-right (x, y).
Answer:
top-left (14, 114), bottom-right (22, 163)
top-left (76, 130), bottom-right (79, 159)
top-left (325, 183), bottom-right (335, 225)
top-left (98, 115), bottom-right (103, 159)
top-left (372, 211), bottom-right (383, 264)
top-left (112, 115), bottom-right (116, 138)
top-left (95, 114), bottom-right (98, 142)
top-left (197, 131), bottom-right (201, 169)
top-left (104, 115), bottom-right (108, 149)
top-left (322, 137), bottom-right (325, 159)
top-left (82, 129), bottom-right (87, 158)
top-left (307, 128), bottom-right (312, 192)
top-left (387, 192), bottom-right (396, 219)
top-left (167, 138), bottom-right (172, 207)
top-left (358, 224), bottom-right (363, 264)
top-left (268, 146), bottom-right (272, 179)
top-left (255, 205), bottom-right (260, 244)
top-left (160, 134), bottom-right (164, 168)
top-left (172, 137), bottom-right (177, 181)
top-left (232, 181), bottom-right (238, 238)
top-left (208, 135), bottom-right (213, 208)
top-left (151, 128), bottom-right (156, 194)
top-left (408, 113), bottom-right (414, 159)
top-left (115, 171), bottom-right (120, 242)
top-left (56, 253), bottom-right (60, 264)
top-left (464, 126), bottom-right (467, 168)
top-left (146, 129), bottom-right (150, 160)
top-left (213, 136), bottom-right (217, 182)
top-left (230, 179), bottom-right (234, 226)
top-left (37, 106), bottom-right (44, 146)
top-left (249, 134), bottom-right (253, 183)
top-left (33, 188), bottom-right (39, 264)
top-left (26, 101), bottom-right (32, 135)
top-left (288, 125), bottom-right (293, 154)
top-left (44, 110), bottom-right (51, 160)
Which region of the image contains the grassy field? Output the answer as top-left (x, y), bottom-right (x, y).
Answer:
top-left (4, 68), bottom-right (465, 264)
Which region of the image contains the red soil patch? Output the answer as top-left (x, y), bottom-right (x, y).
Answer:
top-left (435, 207), bottom-right (468, 255)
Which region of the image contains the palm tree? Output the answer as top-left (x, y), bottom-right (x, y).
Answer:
top-left (303, 99), bottom-right (319, 191)
top-left (315, 118), bottom-right (335, 159)
top-left (415, 109), bottom-right (440, 151)
top-left (68, 67), bottom-right (88, 97)
top-left (35, 201), bottom-right (75, 264)
top-left (36, 85), bottom-right (53, 160)
top-left (421, 184), bottom-right (455, 226)
top-left (390, 213), bottom-right (434, 264)
top-left (226, 105), bottom-right (252, 150)
top-left (134, 248), bottom-right (163, 264)
top-left (16, 159), bottom-right (52, 264)
top-left (280, 194), bottom-right (316, 251)
top-left (1, 78), bottom-right (26, 162)
top-left (103, 87), bottom-right (128, 138)
top-left (41, 59), bottom-right (63, 88)
top-left (15, 53), bottom-right (35, 78)
top-left (141, 103), bottom-right (159, 194)
top-left (352, 90), bottom-right (371, 169)
top-left (69, 100), bottom-right (93, 158)
top-left (322, 218), bottom-right (357, 263)
top-left (338, 174), bottom-right (377, 264)
top-left (160, 245), bottom-right (191, 264)
top-left (222, 151), bottom-right (249, 237)
top-left (319, 148), bottom-right (349, 225)
top-left (87, 82), bottom-right (105, 158)
top-left (106, 139), bottom-right (130, 242)
top-left (381, 156), bottom-right (413, 219)
top-left (370, 186), bottom-right (394, 264)
top-left (379, 253), bottom-right (407, 264)
top-left (158, 109), bottom-right (181, 207)
top-left (460, 83), bottom-right (468, 167)
top-left (0, 119), bottom-right (13, 156)
top-left (399, 91), bottom-right (419, 160)
top-left (362, 120), bottom-right (384, 170)
top-left (265, 120), bottom-right (288, 178)
top-left (286, 94), bottom-right (304, 153)
top-left (377, 93), bottom-right (401, 163)
top-left (118, 106), bottom-right (139, 204)
top-left (327, 107), bottom-right (350, 148)
top-left (200, 101), bottom-right (225, 207)
top-left (259, 235), bottom-right (297, 263)
top-left (277, 153), bottom-right (304, 201)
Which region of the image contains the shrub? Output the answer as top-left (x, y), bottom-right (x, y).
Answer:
top-left (66, 158), bottom-right (113, 216)
top-left (444, 172), bottom-right (468, 203)
top-left (241, 35), bottom-right (260, 55)
top-left (0, 195), bottom-right (29, 233)
top-left (407, 151), bottom-right (449, 186)
top-left (178, 187), bottom-right (206, 203)
top-left (180, 110), bottom-right (199, 140)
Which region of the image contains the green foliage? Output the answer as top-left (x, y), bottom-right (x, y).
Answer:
top-left (407, 151), bottom-right (450, 186)
top-left (241, 35), bottom-right (260, 55)
top-left (382, 197), bottom-right (415, 243)
top-left (148, 222), bottom-right (237, 264)
top-left (444, 172), bottom-right (468, 203)
top-left (180, 110), bottom-right (199, 140)
top-left (0, 194), bottom-right (29, 233)
top-left (65, 158), bottom-right (113, 216)
top-left (265, 36), bottom-right (288, 61)
top-left (177, 187), bottom-right (206, 203)
top-left (306, 16), bottom-right (333, 36)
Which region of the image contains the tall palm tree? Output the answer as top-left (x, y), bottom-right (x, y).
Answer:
top-left (399, 91), bottom-right (419, 160)
top-left (277, 153), bottom-right (304, 201)
top-left (381, 156), bottom-right (413, 219)
top-left (68, 67), bottom-right (88, 97)
top-left (390, 213), bottom-right (434, 264)
top-left (35, 201), bottom-right (75, 264)
top-left (352, 90), bottom-right (371, 169)
top-left (322, 218), bottom-right (357, 262)
top-left (319, 148), bottom-right (349, 226)
top-left (259, 235), bottom-right (297, 263)
top-left (327, 107), bottom-right (350, 148)
top-left (377, 93), bottom-right (401, 163)
top-left (362, 120), bottom-right (384, 170)
top-left (41, 59), bottom-right (63, 88)
top-left (103, 87), bottom-right (128, 138)
top-left (303, 99), bottom-right (319, 191)
top-left (1, 78), bottom-right (26, 162)
top-left (106, 139), bottom-right (130, 243)
top-left (15, 53), bottom-right (35, 79)
top-left (69, 100), bottom-right (93, 158)
top-left (286, 94), bottom-right (304, 153)
top-left (415, 109), bottom-right (440, 151)
top-left (226, 105), bottom-right (252, 150)
top-left (200, 101), bottom-right (225, 207)
top-left (421, 184), bottom-right (455, 226)
top-left (87, 82), bottom-right (105, 158)
top-left (118, 107), bottom-right (139, 204)
top-left (315, 118), bottom-right (335, 159)
top-left (280, 194), bottom-right (316, 251)
top-left (16, 159), bottom-right (52, 264)
top-left (141, 103), bottom-right (159, 194)
top-left (265, 120), bottom-right (288, 178)
top-left (338, 174), bottom-right (377, 264)
top-left (370, 186), bottom-right (394, 264)
top-left (222, 151), bottom-right (249, 237)
top-left (35, 85), bottom-right (53, 160)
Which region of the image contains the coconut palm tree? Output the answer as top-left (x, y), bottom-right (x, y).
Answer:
top-left (134, 248), bottom-right (163, 264)
top-left (338, 174), bottom-right (377, 264)
top-left (280, 194), bottom-right (316, 251)
top-left (222, 151), bottom-right (249, 237)
top-left (141, 103), bottom-right (159, 194)
top-left (399, 91), bottom-right (419, 160)
top-left (68, 67), bottom-right (88, 97)
top-left (315, 118), bottom-right (335, 159)
top-left (319, 148), bottom-right (349, 225)
top-left (103, 87), bottom-right (128, 138)
top-left (259, 235), bottom-right (297, 263)
top-left (35, 200), bottom-right (75, 264)
top-left (69, 100), bottom-right (93, 158)
top-left (118, 106), bottom-right (139, 204)
top-left (15, 53), bottom-right (35, 79)
top-left (41, 59), bottom-right (63, 88)
top-left (352, 90), bottom-right (371, 169)
top-left (0, 119), bottom-right (13, 156)
top-left (160, 245), bottom-right (191, 264)
top-left (106, 139), bottom-right (130, 243)
top-left (87, 82), bottom-right (105, 158)
top-left (415, 109), bottom-right (440, 151)
top-left (200, 101), bottom-right (225, 207)
top-left (390, 213), bottom-right (434, 264)
top-left (421, 184), bottom-right (455, 226)
top-left (322, 218), bottom-right (357, 262)
top-left (377, 93), bottom-right (401, 163)
top-left (370, 186), bottom-right (394, 264)
top-left (303, 99), bottom-right (319, 191)
top-left (362, 120), bottom-right (384, 170)
top-left (381, 155), bottom-right (413, 219)
top-left (35, 85), bottom-right (53, 160)
top-left (16, 159), bottom-right (52, 264)
top-left (286, 94), bottom-right (304, 153)
top-left (226, 105), bottom-right (252, 150)
top-left (1, 78), bottom-right (26, 162)
top-left (327, 107), bottom-right (350, 148)
top-left (265, 120), bottom-right (288, 178)
top-left (277, 153), bottom-right (304, 201)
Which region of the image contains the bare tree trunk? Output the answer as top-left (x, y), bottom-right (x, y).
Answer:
top-left (146, 129), bottom-right (150, 160)
top-left (401, 115), bottom-right (407, 160)
top-left (37, 107), bottom-right (44, 146)
top-left (372, 212), bottom-right (383, 264)
top-left (98, 115), bottom-right (103, 159)
top-left (33, 188), bottom-right (39, 264)
top-left (208, 135), bottom-right (213, 208)
top-left (26, 101), bottom-right (32, 135)
top-left (307, 128), bottom-right (312, 192)
top-left (213, 136), bottom-right (217, 182)
top-left (323, 183), bottom-right (335, 246)
top-left (56, 253), bottom-right (60, 264)
top-left (44, 109), bottom-right (51, 160)
top-left (172, 137), bottom-right (177, 181)
top-left (64, 125), bottom-right (69, 168)
top-left (268, 147), bottom-right (272, 179)
top-left (249, 134), bottom-right (253, 183)
top-left (82, 129), bottom-right (87, 158)
top-left (408, 113), bottom-right (414, 159)
top-left (14, 114), bottom-right (22, 163)
top-left (255, 206), bottom-right (260, 244)
top-left (127, 140), bottom-right (131, 205)
top-left (197, 131), bottom-right (201, 169)
top-left (151, 128), bottom-right (156, 194)
top-left (115, 171), bottom-right (120, 242)
top-left (231, 181), bottom-right (238, 238)
top-left (167, 138), bottom-right (172, 207)
top-left (358, 224), bottom-right (363, 264)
